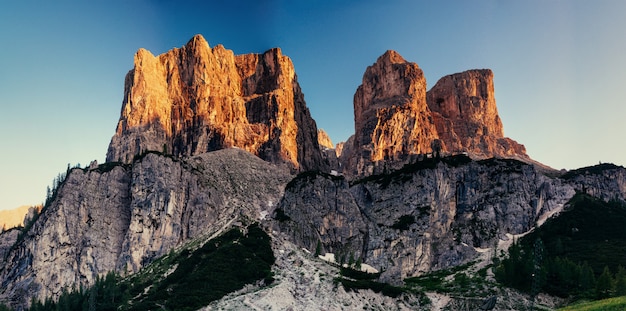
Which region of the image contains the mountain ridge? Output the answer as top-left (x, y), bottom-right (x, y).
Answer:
top-left (1, 34), bottom-right (624, 310)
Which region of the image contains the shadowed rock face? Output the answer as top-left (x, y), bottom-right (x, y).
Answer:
top-left (0, 149), bottom-right (292, 307)
top-left (345, 51), bottom-right (528, 176)
top-left (106, 34), bottom-right (326, 172)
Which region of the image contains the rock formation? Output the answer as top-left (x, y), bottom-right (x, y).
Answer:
top-left (346, 51), bottom-right (527, 176)
top-left (317, 129), bottom-right (334, 150)
top-left (278, 157), bottom-right (578, 282)
top-left (426, 70), bottom-right (527, 158)
top-left (0, 149), bottom-right (291, 307)
top-left (106, 34), bottom-right (325, 172)
top-left (351, 51), bottom-right (439, 176)
top-left (4, 34), bottom-right (626, 310)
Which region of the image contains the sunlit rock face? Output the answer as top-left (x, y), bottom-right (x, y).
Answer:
top-left (350, 50), bottom-right (439, 176)
top-left (106, 34), bottom-right (326, 172)
top-left (426, 69), bottom-right (527, 159)
top-left (345, 51), bottom-right (527, 176)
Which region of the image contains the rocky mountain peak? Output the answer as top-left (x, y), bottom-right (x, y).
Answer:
top-left (426, 69), bottom-right (527, 159)
top-left (345, 51), bottom-right (528, 176)
top-left (106, 34), bottom-right (325, 172)
top-left (349, 50), bottom-right (439, 175)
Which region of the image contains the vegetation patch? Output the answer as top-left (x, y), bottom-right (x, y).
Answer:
top-left (335, 267), bottom-right (404, 298)
top-left (403, 261), bottom-right (491, 296)
top-left (495, 193), bottom-right (626, 300)
top-left (558, 295), bottom-right (626, 311)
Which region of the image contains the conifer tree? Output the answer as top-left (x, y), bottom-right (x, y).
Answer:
top-left (596, 266), bottom-right (614, 299)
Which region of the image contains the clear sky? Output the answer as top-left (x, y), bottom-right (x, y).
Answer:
top-left (1, 1), bottom-right (625, 210)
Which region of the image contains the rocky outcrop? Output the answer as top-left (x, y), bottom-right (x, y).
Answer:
top-left (351, 51), bottom-right (439, 176)
top-left (317, 129), bottom-right (334, 150)
top-left (346, 51), bottom-right (527, 176)
top-left (0, 149), bottom-right (291, 307)
top-left (426, 70), bottom-right (527, 158)
top-left (106, 35), bottom-right (325, 172)
top-left (561, 163), bottom-right (626, 202)
top-left (277, 157), bottom-right (575, 282)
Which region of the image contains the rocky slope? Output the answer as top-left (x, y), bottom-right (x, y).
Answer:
top-left (344, 51), bottom-right (527, 176)
top-left (106, 34), bottom-right (326, 172)
top-left (0, 149), bottom-right (291, 307)
top-left (277, 156), bottom-right (577, 283)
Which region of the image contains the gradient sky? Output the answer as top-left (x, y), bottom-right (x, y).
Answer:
top-left (1, 1), bottom-right (625, 210)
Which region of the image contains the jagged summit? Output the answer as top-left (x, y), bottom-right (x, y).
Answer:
top-left (106, 34), bottom-right (326, 172)
top-left (343, 50), bottom-right (528, 175)
top-left (378, 49), bottom-right (407, 64)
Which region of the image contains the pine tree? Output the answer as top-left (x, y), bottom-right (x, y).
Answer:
top-left (314, 240), bottom-right (322, 257)
top-left (596, 266), bottom-right (614, 299)
top-left (614, 266), bottom-right (626, 296)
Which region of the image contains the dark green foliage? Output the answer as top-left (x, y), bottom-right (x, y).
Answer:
top-left (561, 163), bottom-right (623, 180)
top-left (596, 266), bottom-right (615, 299)
top-left (391, 215), bottom-right (416, 231)
top-left (130, 224), bottom-right (274, 311)
top-left (0, 303), bottom-right (11, 311)
top-left (495, 193), bottom-right (626, 300)
top-left (314, 240), bottom-right (322, 257)
top-left (28, 272), bottom-right (123, 311)
top-left (615, 266), bottom-right (626, 296)
top-left (29, 224), bottom-right (274, 311)
top-left (335, 266), bottom-right (405, 298)
top-left (404, 266), bottom-right (492, 298)
top-left (336, 277), bottom-right (405, 298)
top-left (340, 267), bottom-right (381, 280)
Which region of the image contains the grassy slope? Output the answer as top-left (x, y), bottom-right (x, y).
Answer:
top-left (558, 296), bottom-right (626, 311)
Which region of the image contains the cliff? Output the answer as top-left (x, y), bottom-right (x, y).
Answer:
top-left (351, 51), bottom-right (439, 176)
top-left (345, 51), bottom-right (528, 176)
top-left (106, 35), bottom-right (325, 172)
top-left (0, 149), bottom-right (291, 307)
top-left (426, 69), bottom-right (527, 158)
top-left (277, 157), bottom-right (577, 282)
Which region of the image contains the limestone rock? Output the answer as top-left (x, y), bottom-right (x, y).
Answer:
top-left (346, 51), bottom-right (528, 176)
top-left (317, 129), bottom-right (334, 150)
top-left (426, 69), bottom-right (527, 159)
top-left (106, 34), bottom-right (325, 172)
top-left (277, 157), bottom-right (576, 282)
top-left (0, 149), bottom-right (292, 307)
top-left (350, 51), bottom-right (439, 176)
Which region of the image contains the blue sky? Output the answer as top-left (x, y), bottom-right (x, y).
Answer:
top-left (1, 1), bottom-right (625, 210)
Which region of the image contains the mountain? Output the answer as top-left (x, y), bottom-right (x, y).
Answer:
top-left (1, 35), bottom-right (625, 310)
top-left (106, 34), bottom-right (326, 172)
top-left (342, 50), bottom-right (527, 176)
top-left (0, 206), bottom-right (32, 231)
